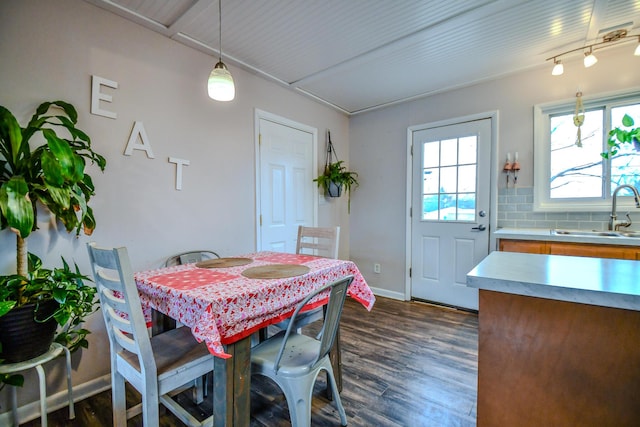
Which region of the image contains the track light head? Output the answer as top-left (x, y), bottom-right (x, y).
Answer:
top-left (551, 58), bottom-right (564, 76)
top-left (583, 49), bottom-right (598, 68)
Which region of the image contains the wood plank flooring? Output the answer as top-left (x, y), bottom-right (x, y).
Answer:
top-left (22, 296), bottom-right (478, 426)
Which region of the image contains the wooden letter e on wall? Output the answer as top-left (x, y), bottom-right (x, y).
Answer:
top-left (124, 121), bottom-right (155, 158)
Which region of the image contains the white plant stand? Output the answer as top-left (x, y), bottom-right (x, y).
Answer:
top-left (0, 343), bottom-right (74, 427)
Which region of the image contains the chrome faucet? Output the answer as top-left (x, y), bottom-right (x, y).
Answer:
top-left (609, 184), bottom-right (640, 230)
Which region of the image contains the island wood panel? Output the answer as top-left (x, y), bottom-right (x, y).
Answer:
top-left (499, 238), bottom-right (640, 259)
top-left (477, 289), bottom-right (640, 427)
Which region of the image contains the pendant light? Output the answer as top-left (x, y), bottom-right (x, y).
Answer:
top-left (207, 0), bottom-right (235, 101)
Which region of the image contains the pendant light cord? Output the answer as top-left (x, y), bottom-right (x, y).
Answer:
top-left (218, 0), bottom-right (223, 62)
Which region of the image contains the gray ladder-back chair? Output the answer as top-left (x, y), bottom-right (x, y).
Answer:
top-left (251, 275), bottom-right (353, 427)
top-left (296, 225), bottom-right (340, 259)
top-left (279, 226), bottom-right (341, 331)
top-left (86, 242), bottom-right (214, 427)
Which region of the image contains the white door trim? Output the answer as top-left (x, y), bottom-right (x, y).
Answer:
top-left (404, 111), bottom-right (499, 301)
top-left (254, 109), bottom-right (318, 250)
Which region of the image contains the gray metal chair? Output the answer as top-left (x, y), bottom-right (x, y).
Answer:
top-left (87, 242), bottom-right (214, 427)
top-left (251, 275), bottom-right (353, 427)
top-left (164, 250), bottom-right (220, 267)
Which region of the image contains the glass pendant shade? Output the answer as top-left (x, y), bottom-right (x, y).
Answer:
top-left (208, 61), bottom-right (235, 101)
top-left (551, 61), bottom-right (564, 76)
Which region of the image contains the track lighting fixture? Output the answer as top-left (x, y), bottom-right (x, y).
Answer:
top-left (547, 28), bottom-right (639, 76)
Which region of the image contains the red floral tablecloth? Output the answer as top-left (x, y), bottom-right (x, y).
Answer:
top-left (134, 251), bottom-right (375, 358)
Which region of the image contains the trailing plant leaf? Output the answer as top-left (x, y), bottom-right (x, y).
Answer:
top-left (602, 114), bottom-right (640, 159)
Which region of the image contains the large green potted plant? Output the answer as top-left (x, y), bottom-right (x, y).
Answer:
top-left (314, 160), bottom-right (359, 212)
top-left (0, 101), bottom-right (105, 386)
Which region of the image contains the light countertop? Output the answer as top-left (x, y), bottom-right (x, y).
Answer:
top-left (494, 227), bottom-right (640, 246)
top-left (467, 251), bottom-right (640, 311)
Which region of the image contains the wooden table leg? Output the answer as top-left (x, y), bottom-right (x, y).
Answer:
top-left (326, 327), bottom-right (342, 400)
top-left (213, 336), bottom-right (251, 427)
top-left (324, 303), bottom-right (342, 401)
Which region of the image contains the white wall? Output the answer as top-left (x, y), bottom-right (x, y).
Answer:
top-left (349, 47), bottom-right (640, 299)
top-left (0, 0), bottom-right (350, 412)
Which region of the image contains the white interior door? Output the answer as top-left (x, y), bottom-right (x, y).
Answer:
top-left (257, 114), bottom-right (317, 252)
top-left (410, 118), bottom-right (492, 310)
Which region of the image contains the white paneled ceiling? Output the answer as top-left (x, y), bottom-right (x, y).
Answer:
top-left (84, 0), bottom-right (640, 115)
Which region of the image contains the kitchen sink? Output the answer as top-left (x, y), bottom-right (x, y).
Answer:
top-left (551, 229), bottom-right (640, 238)
top-left (617, 231), bottom-right (640, 238)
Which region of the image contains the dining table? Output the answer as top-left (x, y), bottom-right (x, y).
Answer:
top-left (134, 251), bottom-right (375, 427)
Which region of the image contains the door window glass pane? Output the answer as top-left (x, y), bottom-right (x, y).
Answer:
top-left (423, 141), bottom-right (439, 168)
top-left (421, 136), bottom-right (478, 222)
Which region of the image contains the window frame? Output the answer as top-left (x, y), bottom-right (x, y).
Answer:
top-left (533, 89), bottom-right (640, 212)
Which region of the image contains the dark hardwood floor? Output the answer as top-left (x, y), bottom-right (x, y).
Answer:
top-left (22, 296), bottom-right (478, 426)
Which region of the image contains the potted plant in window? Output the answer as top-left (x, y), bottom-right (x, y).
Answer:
top-left (602, 113), bottom-right (640, 158)
top-left (0, 101), bottom-right (105, 386)
top-left (313, 131), bottom-right (359, 213)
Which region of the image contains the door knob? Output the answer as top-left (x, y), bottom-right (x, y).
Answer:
top-left (471, 224), bottom-right (486, 231)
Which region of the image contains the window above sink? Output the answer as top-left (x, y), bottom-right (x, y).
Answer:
top-left (533, 89), bottom-right (640, 212)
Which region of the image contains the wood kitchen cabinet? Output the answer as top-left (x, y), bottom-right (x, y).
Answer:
top-left (499, 239), bottom-right (640, 260)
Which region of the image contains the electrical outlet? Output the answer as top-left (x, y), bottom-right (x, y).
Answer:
top-left (373, 263), bottom-right (381, 274)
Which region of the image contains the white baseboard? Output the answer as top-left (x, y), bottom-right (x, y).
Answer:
top-left (0, 374), bottom-right (111, 425)
top-left (368, 286), bottom-right (406, 301)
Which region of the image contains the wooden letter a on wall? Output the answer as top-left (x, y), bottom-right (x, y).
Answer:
top-left (124, 121), bottom-right (155, 158)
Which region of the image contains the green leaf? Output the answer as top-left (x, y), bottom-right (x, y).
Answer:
top-left (43, 183), bottom-right (71, 209)
top-left (42, 129), bottom-right (77, 181)
top-left (0, 177), bottom-right (34, 238)
top-left (0, 300), bottom-right (16, 317)
top-left (41, 151), bottom-right (65, 186)
top-left (0, 106), bottom-right (23, 166)
top-left (2, 373), bottom-right (25, 387)
top-left (622, 114), bottom-right (635, 127)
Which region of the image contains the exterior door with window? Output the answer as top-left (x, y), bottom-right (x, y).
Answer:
top-left (410, 118), bottom-right (492, 310)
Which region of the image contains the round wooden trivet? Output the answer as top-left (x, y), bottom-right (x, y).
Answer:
top-left (241, 264), bottom-right (310, 279)
top-left (195, 257), bottom-right (253, 268)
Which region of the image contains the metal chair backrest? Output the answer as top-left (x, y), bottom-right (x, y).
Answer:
top-left (296, 226), bottom-right (340, 259)
top-left (164, 250), bottom-right (220, 267)
top-left (273, 275), bottom-right (353, 373)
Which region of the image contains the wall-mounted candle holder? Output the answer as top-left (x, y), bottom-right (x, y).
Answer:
top-left (503, 152), bottom-right (512, 187)
top-left (503, 152), bottom-right (522, 188)
top-left (512, 152), bottom-right (521, 186)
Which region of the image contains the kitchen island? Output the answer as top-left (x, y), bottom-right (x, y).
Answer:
top-left (467, 251), bottom-right (640, 427)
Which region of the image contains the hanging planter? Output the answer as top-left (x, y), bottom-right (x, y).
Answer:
top-left (313, 130), bottom-right (359, 212)
top-left (327, 180), bottom-right (342, 197)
